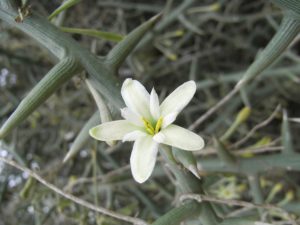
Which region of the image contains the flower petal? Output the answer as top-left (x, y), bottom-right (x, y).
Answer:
top-left (122, 130), bottom-right (147, 142)
top-left (121, 78), bottom-right (151, 119)
top-left (130, 136), bottom-right (159, 183)
top-left (160, 81), bottom-right (196, 117)
top-left (89, 120), bottom-right (138, 141)
top-left (153, 125), bottom-right (204, 151)
top-left (150, 88), bottom-right (160, 120)
top-left (162, 112), bottom-right (178, 128)
top-left (121, 107), bottom-right (143, 127)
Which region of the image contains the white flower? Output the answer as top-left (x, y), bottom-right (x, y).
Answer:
top-left (89, 79), bottom-right (204, 183)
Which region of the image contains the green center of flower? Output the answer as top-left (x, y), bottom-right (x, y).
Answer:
top-left (142, 117), bottom-right (163, 135)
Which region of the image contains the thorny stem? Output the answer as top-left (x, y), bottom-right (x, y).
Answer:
top-left (158, 145), bottom-right (221, 225)
top-left (0, 0), bottom-right (162, 137)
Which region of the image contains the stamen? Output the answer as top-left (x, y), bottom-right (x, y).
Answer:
top-left (142, 117), bottom-right (163, 135)
top-left (142, 117), bottom-right (155, 135)
top-left (155, 117), bottom-right (163, 133)
top-left (146, 127), bottom-right (155, 135)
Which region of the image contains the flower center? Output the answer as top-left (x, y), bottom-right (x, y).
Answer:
top-left (142, 117), bottom-right (163, 135)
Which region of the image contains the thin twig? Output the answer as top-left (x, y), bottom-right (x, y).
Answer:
top-left (0, 156), bottom-right (148, 225)
top-left (232, 105), bottom-right (281, 148)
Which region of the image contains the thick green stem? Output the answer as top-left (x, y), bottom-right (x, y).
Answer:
top-left (151, 201), bottom-right (201, 225)
top-left (197, 153), bottom-right (300, 175)
top-left (0, 4), bottom-right (123, 109)
top-left (0, 0), bottom-right (16, 11)
top-left (0, 57), bottom-right (80, 138)
top-left (159, 145), bottom-right (221, 225)
top-left (105, 14), bottom-right (161, 70)
top-left (0, 0), bottom-right (160, 137)
top-left (273, 0), bottom-right (300, 15)
top-left (0, 8), bottom-right (68, 59)
top-left (236, 12), bottom-right (300, 88)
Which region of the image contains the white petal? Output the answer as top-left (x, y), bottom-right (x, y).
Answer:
top-left (152, 132), bottom-right (165, 143)
top-left (160, 81), bottom-right (196, 117)
top-left (121, 78), bottom-right (151, 119)
top-left (154, 125), bottom-right (204, 151)
top-left (130, 136), bottom-right (159, 183)
top-left (121, 107), bottom-right (143, 127)
top-left (122, 130), bottom-right (147, 142)
top-left (89, 120), bottom-right (138, 141)
top-left (150, 88), bottom-right (160, 120)
top-left (162, 112), bottom-right (178, 128)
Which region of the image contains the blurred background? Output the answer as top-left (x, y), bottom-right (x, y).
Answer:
top-left (1, 0), bottom-right (300, 224)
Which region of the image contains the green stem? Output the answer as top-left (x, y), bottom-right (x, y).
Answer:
top-left (281, 109), bottom-right (295, 154)
top-left (0, 8), bottom-right (68, 59)
top-left (197, 153), bottom-right (300, 175)
top-left (105, 13), bottom-right (161, 70)
top-left (151, 201), bottom-right (202, 225)
top-left (159, 145), bottom-right (221, 225)
top-left (63, 111), bottom-right (100, 163)
top-left (0, 1), bottom-right (160, 138)
top-left (213, 137), bottom-right (236, 166)
top-left (0, 0), bottom-right (16, 11)
top-left (236, 12), bottom-right (300, 88)
top-left (48, 0), bottom-right (81, 21)
top-left (0, 57), bottom-right (80, 138)
top-left (273, 0), bottom-right (300, 15)
top-left (60, 27), bottom-right (123, 42)
top-left (0, 6), bottom-right (123, 107)
top-left (248, 174), bottom-right (264, 215)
